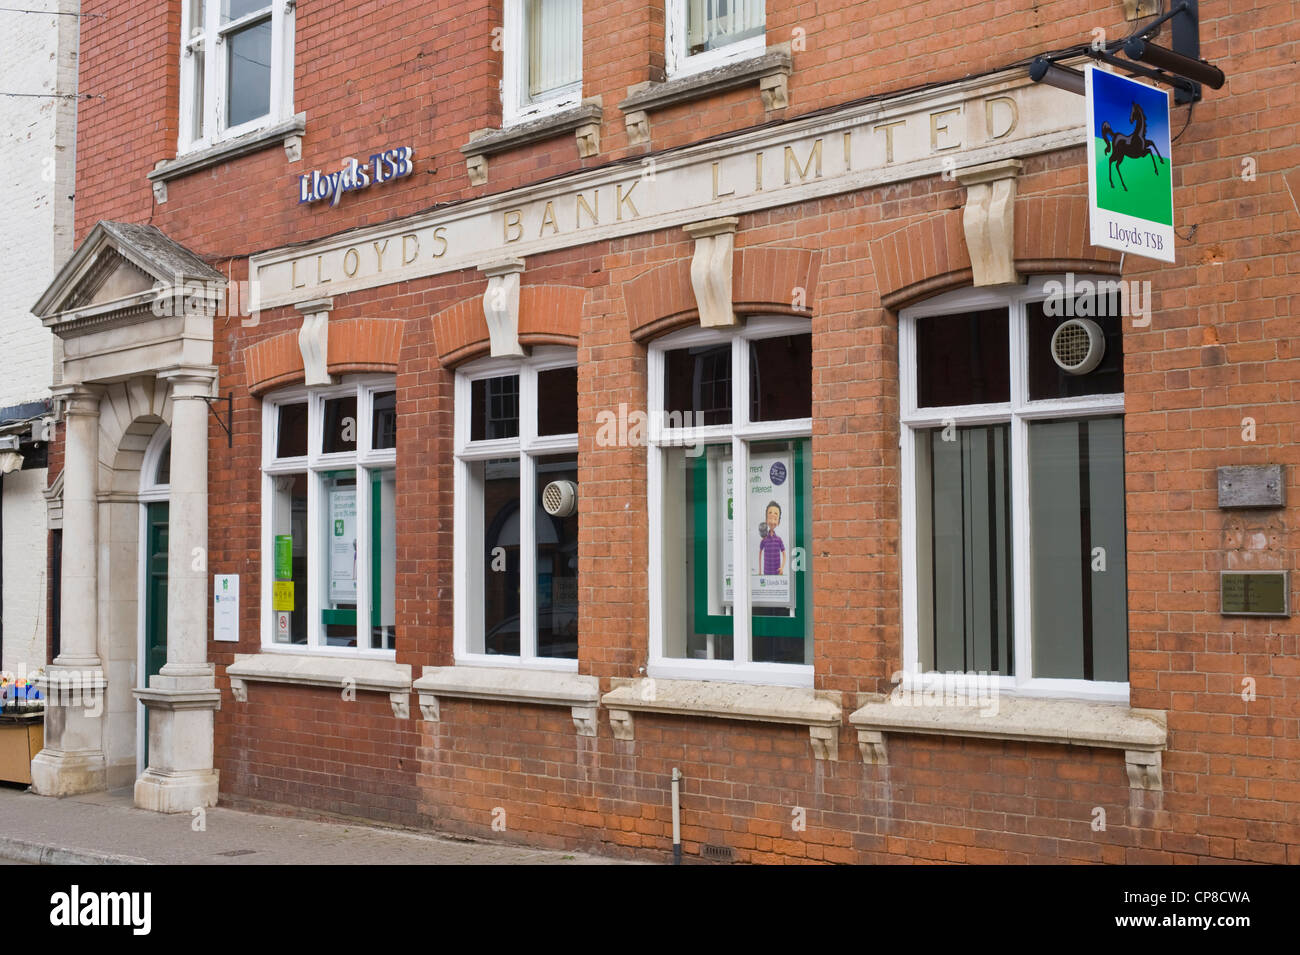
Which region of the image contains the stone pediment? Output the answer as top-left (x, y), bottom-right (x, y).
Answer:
top-left (33, 221), bottom-right (225, 331)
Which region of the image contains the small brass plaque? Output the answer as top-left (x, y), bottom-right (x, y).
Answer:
top-left (1220, 572), bottom-right (1289, 616)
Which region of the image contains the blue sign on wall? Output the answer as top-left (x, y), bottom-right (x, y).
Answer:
top-left (299, 147), bottom-right (414, 207)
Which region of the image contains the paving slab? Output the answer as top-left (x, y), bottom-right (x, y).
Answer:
top-left (0, 785), bottom-right (630, 865)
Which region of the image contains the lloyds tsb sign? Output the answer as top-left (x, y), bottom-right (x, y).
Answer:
top-left (299, 146), bottom-right (414, 207)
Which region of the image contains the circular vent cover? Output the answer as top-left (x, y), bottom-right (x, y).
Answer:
top-left (1050, 318), bottom-right (1105, 375)
top-left (542, 479), bottom-right (577, 517)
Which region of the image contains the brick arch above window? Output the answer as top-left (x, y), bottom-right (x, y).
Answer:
top-left (625, 246), bottom-right (822, 343)
top-left (871, 195), bottom-right (1123, 311)
top-left (432, 285), bottom-right (585, 367)
top-left (244, 318), bottom-right (404, 396)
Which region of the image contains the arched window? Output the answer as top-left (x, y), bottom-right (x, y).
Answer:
top-left (646, 316), bottom-right (813, 686)
top-left (899, 277), bottom-right (1128, 698)
top-left (454, 348), bottom-right (578, 665)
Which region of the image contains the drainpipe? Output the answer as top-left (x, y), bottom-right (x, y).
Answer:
top-left (671, 767), bottom-right (682, 866)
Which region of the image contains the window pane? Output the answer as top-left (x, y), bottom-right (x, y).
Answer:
top-left (371, 390), bottom-right (396, 450)
top-left (1026, 300), bottom-right (1124, 400)
top-left (469, 458), bottom-right (521, 655)
top-left (918, 424), bottom-right (1013, 674)
top-left (750, 333), bottom-right (811, 422)
top-left (749, 439), bottom-right (812, 664)
top-left (664, 343), bottom-right (731, 427)
top-left (470, 375), bottom-right (520, 441)
top-left (526, 0), bottom-right (581, 98)
top-left (660, 443), bottom-right (733, 661)
top-left (276, 402), bottom-right (307, 457)
top-left (1030, 417), bottom-right (1127, 681)
top-left (189, 47), bottom-right (206, 141)
top-left (322, 395), bottom-right (358, 453)
top-left (270, 473), bottom-right (308, 645)
top-left (369, 469), bottom-right (397, 650)
top-left (226, 19), bottom-right (271, 127)
top-left (155, 439), bottom-right (171, 485)
top-left (321, 470), bottom-right (357, 647)
top-left (916, 308), bottom-right (1010, 407)
top-left (688, 0), bottom-right (765, 55)
top-left (536, 454), bottom-right (578, 659)
top-left (537, 366), bottom-right (578, 436)
top-left (222, 0), bottom-right (269, 24)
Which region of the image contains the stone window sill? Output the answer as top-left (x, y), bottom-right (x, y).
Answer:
top-left (225, 651), bottom-right (412, 718)
top-left (460, 102), bottom-right (603, 185)
top-left (618, 48), bottom-right (791, 145)
top-left (848, 694), bottom-right (1168, 790)
top-left (147, 114), bottom-right (307, 198)
top-left (601, 677), bottom-right (843, 759)
top-left (413, 666), bottom-right (601, 736)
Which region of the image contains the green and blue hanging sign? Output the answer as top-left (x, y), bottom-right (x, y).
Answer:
top-left (1086, 65), bottom-right (1175, 263)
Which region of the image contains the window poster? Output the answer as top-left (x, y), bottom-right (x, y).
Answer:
top-left (328, 485), bottom-right (358, 604)
top-left (722, 451), bottom-right (795, 608)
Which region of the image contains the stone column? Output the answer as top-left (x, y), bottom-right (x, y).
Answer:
top-left (134, 366), bottom-right (222, 812)
top-left (31, 385), bottom-right (108, 796)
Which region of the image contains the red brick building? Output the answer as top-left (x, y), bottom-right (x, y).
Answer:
top-left (28, 0), bottom-right (1299, 863)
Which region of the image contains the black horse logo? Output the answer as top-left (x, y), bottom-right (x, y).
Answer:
top-left (1100, 101), bottom-right (1165, 192)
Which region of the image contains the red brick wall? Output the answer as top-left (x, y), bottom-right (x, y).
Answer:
top-left (62, 0), bottom-right (1300, 862)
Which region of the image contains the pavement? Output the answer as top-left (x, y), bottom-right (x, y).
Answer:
top-left (0, 783), bottom-right (627, 865)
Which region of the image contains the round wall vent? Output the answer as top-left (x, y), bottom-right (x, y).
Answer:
top-left (542, 480), bottom-right (578, 518)
top-left (1050, 318), bottom-right (1106, 375)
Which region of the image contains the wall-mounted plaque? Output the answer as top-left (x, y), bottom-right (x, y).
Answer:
top-left (1217, 465), bottom-right (1285, 509)
top-left (1220, 571), bottom-right (1289, 616)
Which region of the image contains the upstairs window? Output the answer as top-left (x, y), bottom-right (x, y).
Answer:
top-left (502, 0), bottom-right (583, 124)
top-left (180, 0), bottom-right (295, 153)
top-left (667, 0), bottom-right (765, 77)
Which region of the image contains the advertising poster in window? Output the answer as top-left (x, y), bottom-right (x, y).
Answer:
top-left (722, 451), bottom-right (794, 608)
top-left (328, 485), bottom-right (357, 604)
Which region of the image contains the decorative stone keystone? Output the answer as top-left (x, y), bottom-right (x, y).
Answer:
top-left (479, 258), bottom-right (527, 357)
top-left (571, 706), bottom-right (598, 737)
top-left (857, 729), bottom-right (887, 765)
top-left (683, 217), bottom-right (739, 328)
top-left (296, 298), bottom-right (334, 386)
top-left (1126, 749), bottom-right (1162, 791)
top-left (957, 159), bottom-right (1022, 287)
top-left (608, 708), bottom-right (634, 741)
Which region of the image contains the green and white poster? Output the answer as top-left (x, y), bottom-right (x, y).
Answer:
top-left (1086, 65), bottom-right (1175, 263)
top-left (722, 451), bottom-right (795, 608)
top-left (328, 485), bottom-right (357, 604)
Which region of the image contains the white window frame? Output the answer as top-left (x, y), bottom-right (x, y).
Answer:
top-left (665, 0), bottom-right (766, 79)
top-left (646, 316), bottom-right (813, 687)
top-left (179, 0), bottom-right (296, 154)
top-left (501, 0), bottom-right (583, 126)
top-left (454, 347), bottom-right (579, 671)
top-left (899, 276), bottom-right (1129, 703)
top-left (259, 376), bottom-right (397, 659)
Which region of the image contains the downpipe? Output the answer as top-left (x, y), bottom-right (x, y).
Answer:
top-left (671, 767), bottom-right (682, 866)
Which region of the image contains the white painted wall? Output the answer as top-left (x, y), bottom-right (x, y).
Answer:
top-left (1, 1), bottom-right (77, 674)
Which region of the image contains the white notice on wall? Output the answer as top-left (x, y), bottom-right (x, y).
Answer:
top-left (328, 486), bottom-right (358, 604)
top-left (213, 574), bottom-right (239, 643)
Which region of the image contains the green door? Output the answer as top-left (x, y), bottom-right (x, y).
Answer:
top-left (143, 502), bottom-right (168, 766)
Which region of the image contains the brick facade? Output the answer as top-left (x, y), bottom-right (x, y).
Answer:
top-left (59, 0), bottom-right (1300, 863)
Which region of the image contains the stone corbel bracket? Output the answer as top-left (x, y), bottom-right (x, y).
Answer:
top-left (683, 217), bottom-right (738, 328)
top-left (857, 729), bottom-right (887, 765)
top-left (479, 259), bottom-right (526, 357)
top-left (956, 159), bottom-right (1022, 287)
top-left (295, 297), bottom-right (334, 386)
